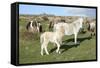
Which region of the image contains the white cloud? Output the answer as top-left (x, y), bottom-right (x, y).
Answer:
top-left (64, 7), bottom-right (96, 17)
top-left (65, 7), bottom-right (86, 14)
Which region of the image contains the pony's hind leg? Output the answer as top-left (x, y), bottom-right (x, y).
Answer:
top-left (44, 43), bottom-right (49, 55)
top-left (41, 44), bottom-right (44, 56)
top-left (55, 41), bottom-right (61, 54)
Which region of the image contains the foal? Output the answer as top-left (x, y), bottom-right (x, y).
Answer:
top-left (40, 26), bottom-right (65, 55)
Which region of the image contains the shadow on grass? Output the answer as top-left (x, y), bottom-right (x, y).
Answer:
top-left (50, 36), bottom-right (92, 53)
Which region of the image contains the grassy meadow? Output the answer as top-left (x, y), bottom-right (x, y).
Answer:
top-left (19, 15), bottom-right (96, 64)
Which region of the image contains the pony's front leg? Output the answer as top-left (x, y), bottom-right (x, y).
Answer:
top-left (55, 41), bottom-right (61, 54)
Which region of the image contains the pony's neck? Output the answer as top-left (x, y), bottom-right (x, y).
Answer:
top-left (74, 18), bottom-right (83, 27)
top-left (55, 30), bottom-right (64, 37)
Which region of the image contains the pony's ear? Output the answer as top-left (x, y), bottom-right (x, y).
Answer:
top-left (81, 16), bottom-right (86, 20)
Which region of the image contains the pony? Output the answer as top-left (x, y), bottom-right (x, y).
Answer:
top-left (48, 17), bottom-right (61, 31)
top-left (26, 19), bottom-right (43, 33)
top-left (87, 21), bottom-right (96, 36)
top-left (26, 21), bottom-right (37, 33)
top-left (54, 17), bottom-right (84, 44)
top-left (40, 26), bottom-right (65, 55)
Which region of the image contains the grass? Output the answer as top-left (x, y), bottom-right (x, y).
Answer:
top-left (19, 17), bottom-right (96, 64)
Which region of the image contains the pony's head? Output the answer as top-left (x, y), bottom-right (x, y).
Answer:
top-left (79, 17), bottom-right (84, 28)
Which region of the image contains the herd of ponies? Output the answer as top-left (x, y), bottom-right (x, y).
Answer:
top-left (26, 17), bottom-right (96, 55)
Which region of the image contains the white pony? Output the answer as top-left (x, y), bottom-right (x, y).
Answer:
top-left (40, 26), bottom-right (65, 55)
top-left (54, 17), bottom-right (84, 44)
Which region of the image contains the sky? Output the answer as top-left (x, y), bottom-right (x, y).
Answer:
top-left (19, 4), bottom-right (96, 17)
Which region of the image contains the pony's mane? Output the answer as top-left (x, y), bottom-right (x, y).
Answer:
top-left (73, 18), bottom-right (83, 24)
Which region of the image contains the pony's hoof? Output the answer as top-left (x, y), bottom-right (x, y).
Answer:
top-left (47, 53), bottom-right (49, 55)
top-left (58, 51), bottom-right (61, 54)
top-left (41, 54), bottom-right (43, 56)
top-left (41, 53), bottom-right (43, 56)
top-left (75, 42), bottom-right (80, 45)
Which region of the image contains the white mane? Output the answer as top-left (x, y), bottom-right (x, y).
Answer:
top-left (73, 17), bottom-right (83, 28)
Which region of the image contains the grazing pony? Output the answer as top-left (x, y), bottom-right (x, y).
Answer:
top-left (48, 17), bottom-right (61, 31)
top-left (34, 19), bottom-right (43, 33)
top-left (26, 21), bottom-right (37, 33)
top-left (49, 21), bottom-right (54, 31)
top-left (87, 21), bottom-right (95, 36)
top-left (40, 26), bottom-right (65, 55)
top-left (26, 20), bottom-right (43, 33)
top-left (54, 17), bottom-right (84, 44)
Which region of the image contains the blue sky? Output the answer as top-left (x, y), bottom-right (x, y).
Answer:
top-left (19, 4), bottom-right (96, 17)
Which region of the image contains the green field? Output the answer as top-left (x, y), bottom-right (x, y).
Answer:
top-left (19, 16), bottom-right (96, 64)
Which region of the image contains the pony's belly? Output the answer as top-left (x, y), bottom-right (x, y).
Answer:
top-left (65, 29), bottom-right (74, 35)
top-left (49, 37), bottom-right (55, 43)
top-left (50, 40), bottom-right (55, 44)
top-left (65, 32), bottom-right (73, 35)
